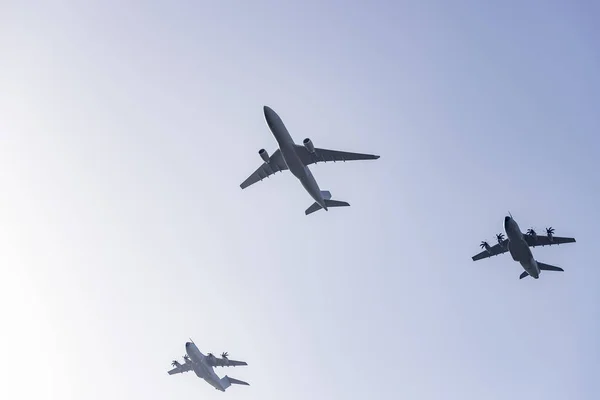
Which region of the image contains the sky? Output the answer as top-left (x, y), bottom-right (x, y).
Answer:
top-left (1, 1), bottom-right (599, 399)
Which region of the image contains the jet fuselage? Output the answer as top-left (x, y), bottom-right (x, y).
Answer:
top-left (263, 106), bottom-right (328, 210)
top-left (504, 216), bottom-right (540, 278)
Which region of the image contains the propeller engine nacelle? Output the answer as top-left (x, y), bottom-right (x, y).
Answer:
top-left (496, 233), bottom-right (505, 247)
top-left (303, 138), bottom-right (315, 153)
top-left (221, 352), bottom-right (230, 365)
top-left (526, 228), bottom-right (538, 241)
top-left (480, 241), bottom-right (492, 254)
top-left (546, 227), bottom-right (555, 242)
top-left (259, 149), bottom-right (269, 162)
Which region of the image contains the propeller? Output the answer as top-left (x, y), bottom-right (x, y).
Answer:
top-left (221, 352), bottom-right (229, 359)
top-left (496, 233), bottom-right (505, 242)
top-left (183, 355), bottom-right (190, 362)
top-left (171, 360), bottom-right (179, 367)
top-left (546, 227), bottom-right (555, 235)
top-left (207, 352), bottom-right (215, 358)
top-left (526, 228), bottom-right (537, 236)
top-left (480, 241), bottom-right (489, 249)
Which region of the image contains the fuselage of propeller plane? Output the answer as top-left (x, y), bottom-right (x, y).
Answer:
top-left (503, 216), bottom-right (541, 278)
top-left (168, 341), bottom-right (249, 392)
top-left (473, 216), bottom-right (576, 279)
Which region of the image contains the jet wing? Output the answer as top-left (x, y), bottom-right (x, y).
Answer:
top-left (524, 235), bottom-right (576, 247)
top-left (294, 145), bottom-right (379, 166)
top-left (240, 149), bottom-right (288, 189)
top-left (167, 362), bottom-right (193, 375)
top-left (208, 357), bottom-right (248, 368)
top-left (472, 240), bottom-right (509, 261)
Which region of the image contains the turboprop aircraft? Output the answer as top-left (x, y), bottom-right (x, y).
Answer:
top-left (472, 215), bottom-right (576, 279)
top-left (168, 340), bottom-right (249, 392)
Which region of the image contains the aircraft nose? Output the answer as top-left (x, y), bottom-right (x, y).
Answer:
top-left (263, 106), bottom-right (276, 130)
top-left (504, 216), bottom-right (511, 223)
top-left (185, 342), bottom-right (192, 349)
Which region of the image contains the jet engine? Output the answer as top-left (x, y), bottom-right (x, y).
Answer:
top-left (259, 149), bottom-right (269, 162)
top-left (303, 138), bottom-right (315, 153)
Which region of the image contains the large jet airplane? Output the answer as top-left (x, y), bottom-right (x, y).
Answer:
top-left (168, 340), bottom-right (249, 392)
top-left (240, 106), bottom-right (380, 215)
top-left (472, 215), bottom-right (576, 279)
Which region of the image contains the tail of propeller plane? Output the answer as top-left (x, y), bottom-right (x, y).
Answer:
top-left (520, 262), bottom-right (564, 279)
top-left (221, 376), bottom-right (250, 390)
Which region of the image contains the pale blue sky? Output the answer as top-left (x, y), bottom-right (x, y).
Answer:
top-left (1, 1), bottom-right (599, 399)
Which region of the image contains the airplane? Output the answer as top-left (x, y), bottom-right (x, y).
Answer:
top-left (240, 106), bottom-right (380, 215)
top-left (472, 215), bottom-right (576, 279)
top-left (168, 340), bottom-right (249, 392)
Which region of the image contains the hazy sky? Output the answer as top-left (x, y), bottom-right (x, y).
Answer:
top-left (1, 1), bottom-right (599, 399)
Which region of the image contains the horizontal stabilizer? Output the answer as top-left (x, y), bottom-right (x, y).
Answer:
top-left (304, 195), bottom-right (351, 215)
top-left (305, 202), bottom-right (323, 215)
top-left (324, 199), bottom-right (350, 208)
top-left (222, 375), bottom-right (249, 388)
top-left (520, 271), bottom-right (529, 279)
top-left (537, 262), bottom-right (564, 272)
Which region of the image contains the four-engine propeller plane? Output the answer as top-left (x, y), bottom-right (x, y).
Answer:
top-left (472, 215), bottom-right (576, 279)
top-left (240, 106), bottom-right (380, 215)
top-left (168, 340), bottom-right (249, 392)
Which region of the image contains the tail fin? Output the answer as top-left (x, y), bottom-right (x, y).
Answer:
top-left (221, 375), bottom-right (249, 389)
top-left (305, 197), bottom-right (350, 215)
top-left (538, 262), bottom-right (564, 272)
